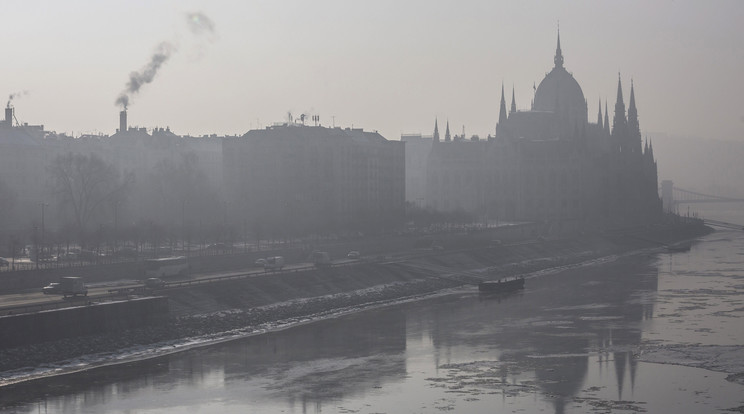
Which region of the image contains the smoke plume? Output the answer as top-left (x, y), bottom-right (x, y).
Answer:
top-left (115, 42), bottom-right (176, 109)
top-left (186, 12), bottom-right (215, 35)
top-left (115, 12), bottom-right (215, 110)
top-left (7, 90), bottom-right (29, 108)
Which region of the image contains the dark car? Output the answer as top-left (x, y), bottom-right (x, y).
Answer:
top-left (0, 257), bottom-right (9, 267)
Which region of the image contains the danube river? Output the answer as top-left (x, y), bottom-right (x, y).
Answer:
top-left (2, 219), bottom-right (744, 412)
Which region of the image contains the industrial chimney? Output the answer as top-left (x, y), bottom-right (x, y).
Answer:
top-left (5, 107), bottom-right (12, 126)
top-left (119, 110), bottom-right (127, 133)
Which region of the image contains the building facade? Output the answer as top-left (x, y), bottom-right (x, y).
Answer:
top-left (421, 33), bottom-right (662, 228)
top-left (223, 124), bottom-right (405, 236)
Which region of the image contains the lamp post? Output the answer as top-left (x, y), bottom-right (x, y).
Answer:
top-left (40, 202), bottom-right (48, 263)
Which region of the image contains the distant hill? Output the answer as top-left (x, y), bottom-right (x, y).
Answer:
top-left (650, 133), bottom-right (744, 198)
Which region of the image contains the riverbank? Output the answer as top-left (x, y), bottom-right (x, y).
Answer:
top-left (0, 222), bottom-right (712, 386)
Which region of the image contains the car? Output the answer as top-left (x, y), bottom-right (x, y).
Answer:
top-left (207, 243), bottom-right (228, 251)
top-left (144, 278), bottom-right (166, 289)
top-left (42, 282), bottom-right (61, 295)
top-left (0, 257), bottom-right (9, 267)
top-left (347, 251), bottom-right (360, 259)
top-left (254, 258), bottom-right (266, 266)
top-left (57, 252), bottom-right (79, 262)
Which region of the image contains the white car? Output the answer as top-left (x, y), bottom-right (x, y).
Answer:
top-left (347, 251), bottom-right (360, 259)
top-left (254, 258), bottom-right (266, 266)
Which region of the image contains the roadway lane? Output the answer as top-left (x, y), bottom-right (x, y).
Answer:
top-left (0, 260), bottom-right (350, 314)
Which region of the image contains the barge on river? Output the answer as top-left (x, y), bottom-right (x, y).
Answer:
top-left (478, 277), bottom-right (525, 293)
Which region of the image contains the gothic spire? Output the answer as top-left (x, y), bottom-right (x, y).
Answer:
top-left (604, 100), bottom-right (610, 134)
top-left (627, 79), bottom-right (641, 152)
top-left (498, 83), bottom-right (508, 125)
top-left (597, 98), bottom-right (603, 128)
top-left (554, 26), bottom-right (564, 69)
top-left (510, 86), bottom-right (517, 115)
top-left (612, 73), bottom-right (627, 139)
top-left (433, 118), bottom-right (440, 142)
top-left (445, 120), bottom-right (451, 142)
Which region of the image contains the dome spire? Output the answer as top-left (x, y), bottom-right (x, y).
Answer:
top-left (554, 24), bottom-right (564, 68)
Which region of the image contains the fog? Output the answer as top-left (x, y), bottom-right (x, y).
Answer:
top-left (2, 3), bottom-right (743, 257)
top-left (2, 1), bottom-right (743, 141)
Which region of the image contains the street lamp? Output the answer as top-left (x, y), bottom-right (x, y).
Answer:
top-left (40, 202), bottom-right (48, 262)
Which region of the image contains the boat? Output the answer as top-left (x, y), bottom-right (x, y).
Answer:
top-left (478, 277), bottom-right (525, 293)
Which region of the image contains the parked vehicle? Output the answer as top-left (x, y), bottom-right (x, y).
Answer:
top-left (144, 256), bottom-right (189, 278)
top-left (0, 257), bottom-right (8, 267)
top-left (346, 251), bottom-right (360, 259)
top-left (264, 256), bottom-right (285, 271)
top-left (254, 258), bottom-right (267, 266)
top-left (310, 251), bottom-right (332, 267)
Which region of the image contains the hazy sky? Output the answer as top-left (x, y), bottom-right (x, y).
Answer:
top-left (3, 0), bottom-right (743, 141)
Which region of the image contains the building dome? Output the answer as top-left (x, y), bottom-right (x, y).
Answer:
top-left (532, 32), bottom-right (587, 126)
top-left (533, 67), bottom-right (585, 114)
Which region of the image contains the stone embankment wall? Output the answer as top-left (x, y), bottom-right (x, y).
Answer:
top-left (0, 221), bottom-right (711, 351)
top-left (0, 221), bottom-right (712, 373)
top-left (0, 297), bottom-right (168, 349)
top-left (0, 223), bottom-right (542, 293)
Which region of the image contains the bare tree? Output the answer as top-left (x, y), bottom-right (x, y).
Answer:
top-left (140, 152), bottom-right (221, 237)
top-left (0, 179), bottom-right (17, 231)
top-left (48, 153), bottom-right (133, 239)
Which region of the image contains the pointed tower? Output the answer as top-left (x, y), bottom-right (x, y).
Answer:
top-left (612, 74), bottom-right (627, 145)
top-left (554, 26), bottom-right (564, 69)
top-left (510, 86), bottom-right (517, 115)
top-left (604, 100), bottom-right (611, 135)
top-left (597, 98), bottom-right (603, 128)
top-left (433, 118), bottom-right (440, 142)
top-left (498, 83), bottom-right (508, 126)
top-left (627, 79), bottom-right (642, 153)
top-left (445, 120), bottom-right (451, 142)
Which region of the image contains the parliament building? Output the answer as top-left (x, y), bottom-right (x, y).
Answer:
top-left (416, 33), bottom-right (662, 229)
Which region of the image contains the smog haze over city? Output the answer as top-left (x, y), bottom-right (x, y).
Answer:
top-left (3, 1), bottom-right (743, 142)
top-left (2, 2), bottom-right (744, 413)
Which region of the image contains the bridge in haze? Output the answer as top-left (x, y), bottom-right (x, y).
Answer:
top-left (661, 180), bottom-right (744, 230)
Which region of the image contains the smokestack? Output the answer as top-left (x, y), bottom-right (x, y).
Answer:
top-left (5, 107), bottom-right (12, 126)
top-left (119, 110), bottom-right (127, 133)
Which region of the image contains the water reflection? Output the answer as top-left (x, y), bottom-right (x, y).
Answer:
top-left (2, 307), bottom-right (407, 413)
top-left (3, 253), bottom-right (703, 414)
top-left (411, 256), bottom-right (659, 413)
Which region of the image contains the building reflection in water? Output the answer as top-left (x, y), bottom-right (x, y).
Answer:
top-left (417, 255), bottom-right (659, 414)
top-left (3, 256), bottom-right (660, 414)
top-left (2, 307), bottom-right (408, 413)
